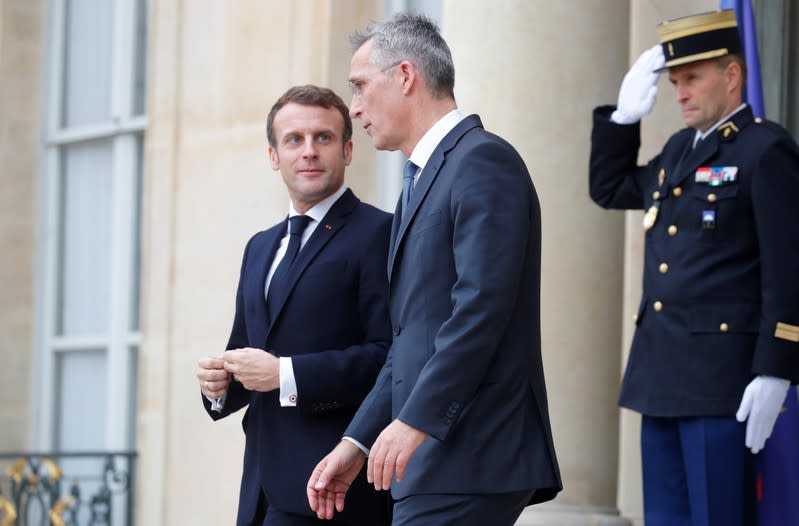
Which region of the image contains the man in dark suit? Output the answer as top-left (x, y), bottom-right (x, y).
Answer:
top-left (589, 10), bottom-right (799, 526)
top-left (307, 14), bottom-right (561, 526)
top-left (196, 85), bottom-right (392, 526)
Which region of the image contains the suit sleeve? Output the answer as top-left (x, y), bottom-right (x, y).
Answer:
top-left (589, 105), bottom-right (651, 210)
top-left (393, 141), bottom-right (535, 440)
top-left (750, 136), bottom-right (799, 383)
top-left (291, 217), bottom-right (393, 412)
top-left (344, 343), bottom-right (395, 448)
top-left (202, 236), bottom-right (254, 420)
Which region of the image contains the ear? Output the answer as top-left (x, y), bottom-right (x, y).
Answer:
top-left (725, 60), bottom-right (742, 93)
top-left (268, 145), bottom-right (280, 170)
top-left (343, 140), bottom-right (353, 166)
top-left (397, 60), bottom-right (417, 96)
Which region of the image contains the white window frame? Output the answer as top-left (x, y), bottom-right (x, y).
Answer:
top-left (34, 0), bottom-right (146, 452)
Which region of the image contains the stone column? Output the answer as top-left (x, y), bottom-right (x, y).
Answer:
top-left (0, 0), bottom-right (43, 452)
top-left (443, 1), bottom-right (630, 523)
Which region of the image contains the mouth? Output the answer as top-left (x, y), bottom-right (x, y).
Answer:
top-left (298, 168), bottom-right (325, 176)
top-left (363, 123), bottom-right (372, 135)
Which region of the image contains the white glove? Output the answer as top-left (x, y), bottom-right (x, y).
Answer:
top-left (736, 375), bottom-right (791, 454)
top-left (611, 44), bottom-right (665, 124)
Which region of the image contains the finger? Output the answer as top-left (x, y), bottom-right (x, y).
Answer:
top-left (395, 448), bottom-right (410, 482)
top-left (324, 489), bottom-right (335, 520)
top-left (366, 441), bottom-right (377, 485)
top-left (335, 489), bottom-right (346, 512)
top-left (745, 419), bottom-right (756, 451)
top-left (315, 460), bottom-right (336, 490)
top-left (368, 440), bottom-right (387, 489)
top-left (736, 389), bottom-right (753, 422)
top-left (381, 448), bottom-right (397, 490)
top-left (307, 478), bottom-right (320, 513)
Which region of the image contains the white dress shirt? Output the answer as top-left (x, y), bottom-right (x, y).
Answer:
top-left (407, 109), bottom-right (466, 183)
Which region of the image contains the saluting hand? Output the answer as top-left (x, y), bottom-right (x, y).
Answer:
top-left (611, 44), bottom-right (665, 124)
top-left (223, 347), bottom-right (280, 392)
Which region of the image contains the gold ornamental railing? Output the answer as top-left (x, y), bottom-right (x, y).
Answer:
top-left (0, 451), bottom-right (136, 526)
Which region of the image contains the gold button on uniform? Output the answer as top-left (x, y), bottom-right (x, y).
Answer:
top-left (653, 191), bottom-right (661, 200)
top-left (668, 225), bottom-right (678, 236)
top-left (720, 323), bottom-right (729, 332)
top-left (654, 301), bottom-right (663, 312)
top-left (708, 193), bottom-right (717, 203)
top-left (755, 117), bottom-right (763, 124)
top-left (673, 187), bottom-right (682, 197)
top-left (659, 263), bottom-right (669, 273)
top-left (633, 314), bottom-right (638, 322)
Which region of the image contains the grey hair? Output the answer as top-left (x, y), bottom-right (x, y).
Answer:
top-left (350, 13), bottom-right (455, 99)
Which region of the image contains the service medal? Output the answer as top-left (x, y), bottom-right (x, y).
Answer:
top-left (643, 204), bottom-right (660, 231)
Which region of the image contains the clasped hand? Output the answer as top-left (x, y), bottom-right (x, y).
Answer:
top-left (222, 347), bottom-right (281, 392)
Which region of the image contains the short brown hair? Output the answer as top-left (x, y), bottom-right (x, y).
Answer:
top-left (266, 85), bottom-right (352, 149)
top-left (716, 53), bottom-right (748, 90)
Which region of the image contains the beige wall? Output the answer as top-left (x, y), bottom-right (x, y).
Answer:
top-left (0, 0), bottom-right (43, 452)
top-left (137, 1), bottom-right (381, 524)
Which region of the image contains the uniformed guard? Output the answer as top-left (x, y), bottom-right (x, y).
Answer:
top-left (589, 9), bottom-right (799, 526)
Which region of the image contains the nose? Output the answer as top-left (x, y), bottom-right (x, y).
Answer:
top-left (350, 97), bottom-right (362, 119)
top-left (674, 82), bottom-right (688, 103)
top-left (302, 138), bottom-right (318, 158)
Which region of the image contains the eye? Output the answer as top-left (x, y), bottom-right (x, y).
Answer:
top-left (286, 135), bottom-right (301, 145)
top-left (349, 80), bottom-right (364, 96)
top-left (318, 133), bottom-right (331, 143)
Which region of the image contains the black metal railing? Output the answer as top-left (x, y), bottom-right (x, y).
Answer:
top-left (0, 451), bottom-right (136, 526)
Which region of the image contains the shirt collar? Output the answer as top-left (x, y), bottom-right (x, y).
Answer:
top-left (409, 109), bottom-right (466, 170)
top-left (288, 185), bottom-right (348, 223)
top-left (694, 103), bottom-right (748, 146)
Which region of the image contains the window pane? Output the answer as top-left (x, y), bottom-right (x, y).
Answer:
top-left (57, 140), bottom-right (113, 337)
top-left (61, 0), bottom-right (114, 127)
top-left (127, 346), bottom-right (139, 447)
top-left (132, 0), bottom-right (148, 116)
top-left (130, 135), bottom-right (143, 331)
top-left (56, 350), bottom-right (107, 450)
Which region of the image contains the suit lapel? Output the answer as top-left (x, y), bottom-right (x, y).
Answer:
top-left (265, 189), bottom-right (358, 338)
top-left (387, 115), bottom-right (483, 279)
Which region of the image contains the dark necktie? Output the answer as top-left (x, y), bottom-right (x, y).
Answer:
top-left (266, 215), bottom-right (312, 323)
top-left (401, 160), bottom-right (418, 218)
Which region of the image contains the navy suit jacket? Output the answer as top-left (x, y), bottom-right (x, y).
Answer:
top-left (590, 105), bottom-right (799, 417)
top-left (203, 189), bottom-right (392, 526)
top-left (346, 115), bottom-right (562, 504)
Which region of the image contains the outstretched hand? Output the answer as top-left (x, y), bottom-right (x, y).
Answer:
top-left (307, 441), bottom-right (366, 520)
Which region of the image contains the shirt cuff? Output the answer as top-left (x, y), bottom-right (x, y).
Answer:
top-left (342, 436), bottom-right (370, 456)
top-left (279, 357), bottom-right (298, 407)
top-left (206, 393), bottom-right (226, 412)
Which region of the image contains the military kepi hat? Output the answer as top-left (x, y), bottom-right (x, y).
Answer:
top-left (656, 10), bottom-right (742, 71)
